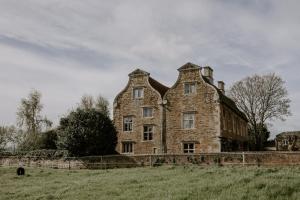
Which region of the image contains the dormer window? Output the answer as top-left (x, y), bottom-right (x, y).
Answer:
top-left (184, 83), bottom-right (196, 94)
top-left (133, 88), bottom-right (144, 99)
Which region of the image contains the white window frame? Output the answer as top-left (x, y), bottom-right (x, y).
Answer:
top-left (183, 143), bottom-right (195, 154)
top-left (184, 82), bottom-right (196, 95)
top-left (183, 113), bottom-right (195, 129)
top-left (143, 125), bottom-right (153, 141)
top-left (133, 87), bottom-right (144, 99)
top-left (123, 116), bottom-right (133, 132)
top-left (143, 107), bottom-right (153, 118)
top-left (122, 142), bottom-right (133, 154)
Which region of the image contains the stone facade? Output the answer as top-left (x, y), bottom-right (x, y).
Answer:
top-left (113, 63), bottom-right (248, 155)
top-left (276, 131), bottom-right (300, 151)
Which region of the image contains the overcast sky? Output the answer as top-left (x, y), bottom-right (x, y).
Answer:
top-left (0, 0), bottom-right (299, 138)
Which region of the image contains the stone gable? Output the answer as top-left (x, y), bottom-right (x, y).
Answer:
top-left (114, 63), bottom-right (249, 154)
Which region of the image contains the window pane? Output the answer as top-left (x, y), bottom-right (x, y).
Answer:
top-left (133, 88), bottom-right (144, 99)
top-left (184, 84), bottom-right (190, 94)
top-left (123, 117), bottom-right (133, 131)
top-left (183, 113), bottom-right (195, 129)
top-left (190, 84), bottom-right (195, 93)
top-left (184, 83), bottom-right (196, 94)
top-left (183, 143), bottom-right (195, 154)
top-left (143, 125), bottom-right (153, 141)
top-left (143, 107), bottom-right (153, 117)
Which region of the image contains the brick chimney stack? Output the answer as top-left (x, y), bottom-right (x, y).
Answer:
top-left (203, 66), bottom-right (214, 84)
top-left (218, 81), bottom-right (225, 94)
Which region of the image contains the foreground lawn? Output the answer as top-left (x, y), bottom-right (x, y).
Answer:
top-left (0, 166), bottom-right (300, 200)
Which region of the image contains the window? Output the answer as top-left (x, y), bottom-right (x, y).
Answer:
top-left (143, 125), bottom-right (153, 141)
top-left (122, 142), bottom-right (133, 153)
top-left (183, 143), bottom-right (195, 153)
top-left (183, 113), bottom-right (195, 129)
top-left (184, 83), bottom-right (196, 94)
top-left (143, 107), bottom-right (153, 118)
top-left (123, 117), bottom-right (133, 131)
top-left (283, 139), bottom-right (289, 146)
top-left (133, 88), bottom-right (144, 99)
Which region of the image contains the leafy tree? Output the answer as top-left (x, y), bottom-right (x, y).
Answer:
top-left (57, 108), bottom-right (117, 156)
top-left (0, 126), bottom-right (8, 151)
top-left (0, 126), bottom-right (21, 151)
top-left (39, 130), bottom-right (58, 150)
top-left (229, 73), bottom-right (291, 150)
top-left (248, 124), bottom-right (270, 150)
top-left (79, 94), bottom-right (110, 117)
top-left (16, 90), bottom-right (52, 150)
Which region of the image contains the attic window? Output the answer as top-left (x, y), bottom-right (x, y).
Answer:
top-left (133, 88), bottom-right (144, 99)
top-left (184, 83), bottom-right (196, 94)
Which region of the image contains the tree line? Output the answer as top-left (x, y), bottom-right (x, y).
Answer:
top-left (0, 72), bottom-right (291, 154)
top-left (0, 91), bottom-right (117, 156)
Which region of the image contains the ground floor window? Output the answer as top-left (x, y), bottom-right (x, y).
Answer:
top-left (183, 143), bottom-right (195, 153)
top-left (122, 142), bottom-right (133, 153)
top-left (143, 125), bottom-right (153, 141)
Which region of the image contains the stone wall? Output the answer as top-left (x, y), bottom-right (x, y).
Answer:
top-left (220, 104), bottom-right (248, 151)
top-left (164, 66), bottom-right (221, 153)
top-left (1, 152), bottom-right (300, 169)
top-left (113, 64), bottom-right (249, 155)
top-left (113, 70), bottom-right (164, 154)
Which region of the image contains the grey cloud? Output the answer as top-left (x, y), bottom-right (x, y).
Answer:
top-left (0, 0), bottom-right (300, 138)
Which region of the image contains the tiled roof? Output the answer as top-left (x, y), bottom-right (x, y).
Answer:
top-left (202, 76), bottom-right (248, 122)
top-left (149, 77), bottom-right (169, 97)
top-left (177, 62), bottom-right (201, 71)
top-left (129, 69), bottom-right (150, 77)
top-left (276, 131), bottom-right (300, 137)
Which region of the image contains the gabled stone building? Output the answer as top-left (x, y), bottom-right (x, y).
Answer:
top-left (113, 63), bottom-right (248, 154)
top-left (276, 131), bottom-right (300, 151)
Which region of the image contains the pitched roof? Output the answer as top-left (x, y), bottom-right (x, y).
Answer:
top-left (128, 68), bottom-right (169, 98)
top-left (129, 69), bottom-right (150, 77)
top-left (276, 131), bottom-right (300, 138)
top-left (178, 62), bottom-right (201, 71)
top-left (149, 77), bottom-right (169, 97)
top-left (202, 76), bottom-right (248, 122)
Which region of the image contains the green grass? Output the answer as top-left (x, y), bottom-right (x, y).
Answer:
top-left (1, 166), bottom-right (300, 200)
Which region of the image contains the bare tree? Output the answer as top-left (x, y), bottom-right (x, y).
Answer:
top-left (16, 90), bottom-right (52, 150)
top-left (80, 94), bottom-right (94, 110)
top-left (0, 126), bottom-right (8, 151)
top-left (229, 73), bottom-right (291, 150)
top-left (95, 95), bottom-right (110, 117)
top-left (79, 94), bottom-right (110, 117)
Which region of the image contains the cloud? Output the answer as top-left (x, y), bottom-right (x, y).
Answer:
top-left (0, 0), bottom-right (299, 138)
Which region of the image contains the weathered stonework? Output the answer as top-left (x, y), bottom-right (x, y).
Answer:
top-left (114, 63), bottom-right (248, 154)
top-left (113, 69), bottom-right (168, 154)
top-left (276, 132), bottom-right (300, 151)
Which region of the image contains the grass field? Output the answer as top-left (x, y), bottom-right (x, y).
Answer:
top-left (0, 166), bottom-right (300, 200)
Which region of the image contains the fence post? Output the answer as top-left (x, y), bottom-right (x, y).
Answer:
top-left (100, 156), bottom-right (103, 169)
top-left (242, 152), bottom-right (245, 166)
top-left (68, 159), bottom-right (71, 170)
top-left (150, 155), bottom-right (152, 167)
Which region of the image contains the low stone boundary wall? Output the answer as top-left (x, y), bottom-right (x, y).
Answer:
top-left (1, 152), bottom-right (299, 169)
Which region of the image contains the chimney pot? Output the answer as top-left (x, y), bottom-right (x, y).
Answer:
top-left (203, 66), bottom-right (214, 84)
top-left (218, 81), bottom-right (225, 94)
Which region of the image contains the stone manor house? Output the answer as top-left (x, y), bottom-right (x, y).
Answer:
top-left (113, 63), bottom-right (248, 154)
